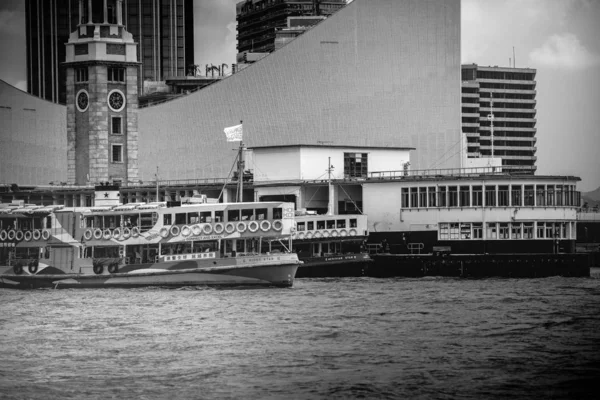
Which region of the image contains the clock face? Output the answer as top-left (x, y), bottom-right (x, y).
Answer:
top-left (76, 90), bottom-right (89, 112)
top-left (108, 90), bottom-right (125, 112)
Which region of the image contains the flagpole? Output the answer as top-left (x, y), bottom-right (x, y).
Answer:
top-left (237, 120), bottom-right (244, 202)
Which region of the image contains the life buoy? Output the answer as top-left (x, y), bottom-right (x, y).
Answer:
top-left (248, 221), bottom-right (259, 233)
top-left (331, 230), bottom-right (339, 238)
top-left (42, 229), bottom-right (51, 240)
top-left (28, 262), bottom-right (38, 274)
top-left (131, 227), bottom-right (140, 237)
top-left (202, 224), bottom-right (213, 235)
top-left (349, 229), bottom-right (357, 236)
top-left (160, 227), bottom-right (169, 238)
top-left (103, 229), bottom-right (112, 240)
top-left (24, 231), bottom-right (32, 241)
top-left (305, 232), bottom-right (313, 239)
top-left (192, 225), bottom-right (202, 236)
top-left (297, 232), bottom-right (305, 240)
top-left (322, 230), bottom-right (330, 238)
top-left (93, 264), bottom-right (104, 275)
top-left (108, 263), bottom-right (119, 274)
top-left (0, 230), bottom-right (6, 241)
top-left (314, 231), bottom-right (322, 238)
top-left (93, 229), bottom-right (103, 240)
top-left (260, 220), bottom-right (271, 232)
top-left (7, 230), bottom-right (16, 240)
top-left (33, 230), bottom-right (42, 240)
top-left (181, 225), bottom-right (191, 237)
top-left (225, 222), bottom-right (236, 234)
top-left (213, 223), bottom-right (224, 234)
top-left (122, 227), bottom-right (131, 239)
top-left (112, 228), bottom-right (121, 239)
top-left (15, 231), bottom-right (24, 241)
top-left (170, 225), bottom-right (180, 236)
top-left (84, 229), bottom-right (93, 241)
top-left (340, 229), bottom-right (348, 237)
top-left (272, 220), bottom-right (283, 231)
top-left (13, 263), bottom-right (23, 275)
top-left (237, 222), bottom-right (247, 233)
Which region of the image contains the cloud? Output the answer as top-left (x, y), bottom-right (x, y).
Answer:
top-left (530, 33), bottom-right (600, 69)
top-left (0, 9), bottom-right (24, 35)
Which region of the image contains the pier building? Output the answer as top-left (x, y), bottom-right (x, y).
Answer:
top-left (461, 64), bottom-right (538, 175)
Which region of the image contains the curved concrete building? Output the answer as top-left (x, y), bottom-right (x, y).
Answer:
top-left (0, 80), bottom-right (67, 185)
top-left (138, 0), bottom-right (461, 180)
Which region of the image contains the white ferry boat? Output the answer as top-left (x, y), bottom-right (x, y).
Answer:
top-left (0, 187), bottom-right (300, 289)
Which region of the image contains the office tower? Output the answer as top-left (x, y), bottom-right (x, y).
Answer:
top-left (25, 0), bottom-right (194, 104)
top-left (462, 64), bottom-right (538, 174)
top-left (236, 0), bottom-right (347, 55)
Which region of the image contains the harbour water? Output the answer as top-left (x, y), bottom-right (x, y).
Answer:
top-left (1, 274), bottom-right (599, 399)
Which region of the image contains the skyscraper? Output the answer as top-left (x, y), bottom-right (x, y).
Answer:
top-left (461, 64), bottom-right (538, 174)
top-left (25, 0), bottom-right (194, 104)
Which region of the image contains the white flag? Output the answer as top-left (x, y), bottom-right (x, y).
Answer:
top-left (224, 123), bottom-right (243, 142)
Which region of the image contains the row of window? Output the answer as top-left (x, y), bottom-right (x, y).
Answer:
top-left (401, 184), bottom-right (580, 209)
top-left (296, 218), bottom-right (359, 232)
top-left (439, 221), bottom-right (573, 240)
top-left (75, 67), bottom-right (125, 83)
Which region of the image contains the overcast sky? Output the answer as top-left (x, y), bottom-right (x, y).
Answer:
top-left (0, 0), bottom-right (599, 190)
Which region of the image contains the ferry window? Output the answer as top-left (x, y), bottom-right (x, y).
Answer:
top-left (307, 221), bottom-right (314, 230)
top-left (546, 223), bottom-right (555, 239)
top-left (193, 240), bottom-right (218, 253)
top-left (523, 223), bottom-right (534, 239)
top-left (175, 213), bottom-right (186, 224)
top-left (111, 144), bottom-right (123, 163)
top-left (511, 223), bottom-right (522, 239)
top-left (536, 185), bottom-right (546, 206)
top-left (438, 187), bottom-right (447, 207)
top-left (317, 220), bottom-right (325, 230)
top-left (498, 186), bottom-right (509, 207)
top-left (459, 186), bottom-right (470, 207)
top-left (448, 186), bottom-right (458, 207)
top-left (111, 116), bottom-right (122, 134)
top-left (105, 215), bottom-right (117, 229)
top-left (326, 220), bottom-right (335, 229)
top-left (140, 213), bottom-right (155, 231)
top-left (560, 223), bottom-right (566, 239)
top-left (524, 185), bottom-right (534, 206)
top-left (241, 209), bottom-right (254, 220)
top-left (336, 220), bottom-right (346, 228)
top-left (273, 208), bottom-right (282, 219)
top-left (439, 223), bottom-right (449, 240)
top-left (85, 216), bottom-right (94, 228)
top-left (450, 223), bottom-right (460, 239)
top-left (187, 212), bottom-right (199, 224)
top-left (228, 210), bottom-right (240, 222)
top-left (473, 223), bottom-right (483, 239)
top-left (537, 222), bottom-right (545, 238)
top-left (401, 188), bottom-right (409, 208)
top-left (428, 187), bottom-right (436, 207)
top-left (499, 223), bottom-right (509, 239)
top-left (129, 215), bottom-right (139, 227)
top-left (94, 246), bottom-right (120, 258)
top-left (33, 217), bottom-right (43, 229)
top-left (255, 209), bottom-right (267, 220)
top-left (485, 186), bottom-right (496, 207)
top-left (214, 211), bottom-right (223, 223)
top-left (419, 187), bottom-right (427, 207)
top-left (297, 222), bottom-right (306, 231)
top-left (556, 186), bottom-right (564, 206)
top-left (472, 186), bottom-right (483, 207)
top-left (349, 219), bottom-right (357, 228)
top-left (511, 185), bottom-right (522, 206)
top-left (460, 223), bottom-right (471, 239)
top-left (200, 211), bottom-right (211, 222)
top-left (547, 185), bottom-right (555, 206)
top-left (487, 223), bottom-right (497, 239)
top-left (410, 188), bottom-right (418, 208)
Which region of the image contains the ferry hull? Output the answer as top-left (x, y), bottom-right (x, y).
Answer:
top-left (0, 263), bottom-right (298, 289)
top-left (296, 253), bottom-right (372, 278)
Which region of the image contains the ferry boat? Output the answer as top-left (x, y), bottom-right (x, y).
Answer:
top-left (0, 190), bottom-right (300, 289)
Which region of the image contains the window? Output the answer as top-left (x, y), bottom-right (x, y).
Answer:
top-left (175, 213), bottom-right (186, 224)
top-left (401, 188), bottom-right (409, 208)
top-left (228, 210), bottom-right (240, 221)
top-left (307, 221), bottom-right (314, 230)
top-left (326, 220), bottom-right (335, 229)
top-left (438, 186), bottom-right (447, 207)
top-left (523, 223), bottom-right (533, 239)
top-left (344, 153), bottom-right (368, 178)
top-left (419, 187), bottom-right (427, 208)
top-left (536, 185), bottom-right (546, 206)
top-left (450, 223), bottom-right (460, 239)
top-left (297, 222), bottom-right (306, 231)
top-left (163, 214), bottom-right (172, 225)
top-left (428, 187), bottom-right (436, 207)
top-left (511, 185), bottom-right (522, 207)
top-left (75, 67), bottom-right (88, 82)
top-left (472, 186), bottom-right (483, 206)
top-left (273, 208), bottom-right (283, 219)
top-left (499, 223), bottom-right (509, 239)
top-left (524, 185), bottom-right (534, 206)
top-left (200, 211), bottom-right (212, 222)
top-left (511, 223), bottom-right (522, 239)
top-left (498, 186), bottom-right (509, 206)
top-left (410, 188), bottom-right (418, 208)
top-left (336, 220), bottom-right (346, 228)
top-left (111, 144), bottom-right (123, 163)
top-left (461, 223), bottom-right (471, 239)
top-left (485, 186), bottom-right (496, 207)
top-left (111, 116), bottom-right (122, 134)
top-left (439, 223), bottom-right (449, 240)
top-left (108, 67), bottom-right (125, 82)
top-left (487, 223), bottom-right (497, 239)
top-left (537, 222), bottom-right (545, 238)
top-left (473, 223), bottom-right (483, 239)
top-left (448, 186), bottom-right (458, 207)
top-left (459, 186), bottom-right (470, 207)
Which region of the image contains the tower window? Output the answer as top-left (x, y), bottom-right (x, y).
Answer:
top-left (75, 68), bottom-right (88, 82)
top-left (111, 144), bottom-right (123, 163)
top-left (108, 67), bottom-right (125, 82)
top-left (111, 116), bottom-right (123, 134)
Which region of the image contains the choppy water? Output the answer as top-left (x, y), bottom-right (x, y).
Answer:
top-left (1, 275), bottom-right (600, 399)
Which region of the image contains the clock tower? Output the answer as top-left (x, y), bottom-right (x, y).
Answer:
top-left (65, 0), bottom-right (139, 186)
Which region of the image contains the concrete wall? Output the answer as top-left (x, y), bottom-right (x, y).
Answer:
top-left (138, 0), bottom-right (461, 181)
top-left (0, 80), bottom-right (67, 185)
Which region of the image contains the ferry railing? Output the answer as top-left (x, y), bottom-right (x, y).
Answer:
top-left (368, 166), bottom-right (507, 180)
